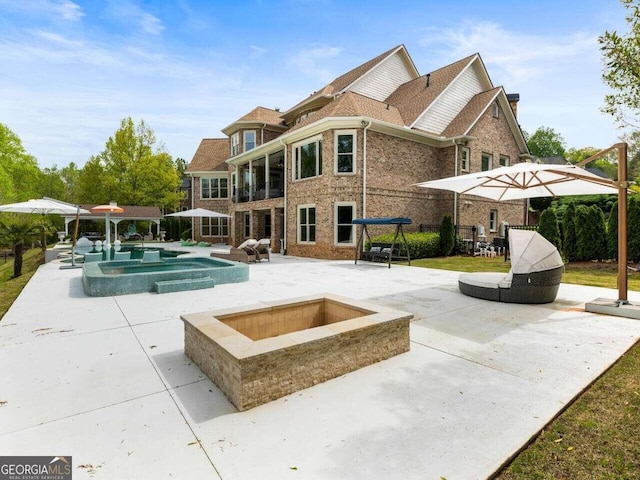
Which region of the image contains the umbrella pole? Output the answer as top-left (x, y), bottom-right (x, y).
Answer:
top-left (618, 143), bottom-right (628, 304)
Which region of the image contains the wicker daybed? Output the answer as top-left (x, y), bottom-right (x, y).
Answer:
top-left (458, 229), bottom-right (564, 304)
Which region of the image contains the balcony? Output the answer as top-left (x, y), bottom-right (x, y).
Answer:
top-left (233, 182), bottom-right (284, 203)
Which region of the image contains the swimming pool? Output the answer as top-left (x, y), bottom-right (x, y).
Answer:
top-left (82, 257), bottom-right (249, 296)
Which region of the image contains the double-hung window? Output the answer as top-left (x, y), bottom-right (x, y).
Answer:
top-left (298, 205), bottom-right (316, 243)
top-left (243, 130), bottom-right (256, 152)
top-left (231, 133), bottom-right (240, 156)
top-left (499, 155), bottom-right (509, 167)
top-left (201, 218), bottom-right (229, 237)
top-left (489, 210), bottom-right (498, 232)
top-left (335, 202), bottom-right (355, 245)
top-left (461, 147), bottom-right (470, 172)
top-left (335, 130), bottom-right (356, 174)
top-left (294, 136), bottom-right (322, 180)
top-left (201, 177), bottom-right (228, 199)
top-left (481, 153), bottom-right (493, 171)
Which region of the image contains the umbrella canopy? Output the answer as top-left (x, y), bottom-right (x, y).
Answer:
top-left (165, 208), bottom-right (230, 218)
top-left (508, 229), bottom-right (563, 274)
top-left (415, 162), bottom-right (618, 201)
top-left (91, 203), bottom-right (124, 249)
top-left (0, 198), bottom-right (89, 215)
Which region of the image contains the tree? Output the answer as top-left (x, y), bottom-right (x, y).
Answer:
top-left (76, 155), bottom-right (108, 204)
top-left (538, 208), bottom-right (561, 251)
top-left (525, 126), bottom-right (566, 158)
top-left (438, 215), bottom-right (455, 256)
top-left (562, 201), bottom-right (578, 262)
top-left (0, 214), bottom-right (42, 277)
top-left (600, 0), bottom-right (640, 126)
top-left (89, 118), bottom-right (182, 208)
top-left (0, 123), bottom-right (42, 203)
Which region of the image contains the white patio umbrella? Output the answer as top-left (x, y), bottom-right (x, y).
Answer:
top-left (415, 162), bottom-right (618, 201)
top-left (0, 197), bottom-right (89, 216)
top-left (416, 158), bottom-right (631, 303)
top-left (165, 208), bottom-right (230, 218)
top-left (0, 198), bottom-right (89, 256)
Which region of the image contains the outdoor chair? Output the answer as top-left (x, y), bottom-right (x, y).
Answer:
top-left (255, 238), bottom-right (271, 262)
top-left (113, 251), bottom-right (131, 261)
top-left (83, 252), bottom-right (103, 263)
top-left (458, 230), bottom-right (564, 304)
top-left (141, 250), bottom-right (161, 262)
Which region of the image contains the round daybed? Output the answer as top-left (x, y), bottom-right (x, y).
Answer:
top-left (458, 229), bottom-right (564, 304)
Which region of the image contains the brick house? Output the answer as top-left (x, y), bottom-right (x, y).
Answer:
top-left (185, 44), bottom-right (529, 258)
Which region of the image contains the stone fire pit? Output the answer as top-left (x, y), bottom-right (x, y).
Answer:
top-left (182, 293), bottom-right (412, 411)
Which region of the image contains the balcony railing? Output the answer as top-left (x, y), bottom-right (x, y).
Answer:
top-left (233, 181), bottom-right (284, 203)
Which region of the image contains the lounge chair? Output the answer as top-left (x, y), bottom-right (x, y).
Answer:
top-left (210, 239), bottom-right (258, 263)
top-left (255, 238), bottom-right (270, 262)
top-left (458, 229), bottom-right (564, 304)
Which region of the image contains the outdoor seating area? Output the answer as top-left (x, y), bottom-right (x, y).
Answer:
top-left (209, 238), bottom-right (271, 263)
top-left (459, 229), bottom-right (565, 304)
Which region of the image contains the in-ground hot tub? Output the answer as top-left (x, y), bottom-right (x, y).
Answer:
top-left (82, 256), bottom-right (249, 296)
top-left (182, 293), bottom-right (412, 411)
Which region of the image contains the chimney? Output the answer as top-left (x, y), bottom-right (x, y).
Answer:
top-left (426, 73), bottom-right (431, 88)
top-left (506, 93), bottom-right (519, 118)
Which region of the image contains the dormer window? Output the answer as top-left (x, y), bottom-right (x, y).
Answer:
top-left (244, 130), bottom-right (256, 152)
top-left (231, 133), bottom-right (240, 156)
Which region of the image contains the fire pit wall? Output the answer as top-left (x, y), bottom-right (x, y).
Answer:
top-left (182, 294), bottom-right (412, 411)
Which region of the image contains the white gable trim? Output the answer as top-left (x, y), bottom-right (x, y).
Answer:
top-left (409, 54), bottom-right (480, 130)
top-left (340, 45), bottom-right (420, 95)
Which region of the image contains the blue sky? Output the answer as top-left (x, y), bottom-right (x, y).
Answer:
top-left (0, 0), bottom-right (629, 169)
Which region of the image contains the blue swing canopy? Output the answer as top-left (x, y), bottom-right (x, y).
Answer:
top-left (352, 217), bottom-right (412, 225)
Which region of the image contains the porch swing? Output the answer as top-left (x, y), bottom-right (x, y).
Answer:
top-left (352, 217), bottom-right (412, 268)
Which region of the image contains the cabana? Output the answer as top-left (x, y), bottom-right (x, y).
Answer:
top-left (353, 217), bottom-right (412, 268)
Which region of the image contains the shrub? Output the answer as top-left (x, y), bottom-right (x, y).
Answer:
top-left (439, 215), bottom-right (455, 256)
top-left (607, 200), bottom-right (618, 260)
top-left (628, 196), bottom-right (640, 262)
top-left (368, 231), bottom-right (440, 259)
top-left (576, 204), bottom-right (607, 261)
top-left (562, 201), bottom-right (578, 262)
top-left (538, 208), bottom-right (561, 251)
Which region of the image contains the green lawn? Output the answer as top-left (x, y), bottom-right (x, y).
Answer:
top-left (0, 248), bottom-right (44, 320)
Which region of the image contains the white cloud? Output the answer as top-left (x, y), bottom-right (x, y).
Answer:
top-left (288, 45), bottom-right (344, 83)
top-left (106, 0), bottom-right (164, 36)
top-left (0, 0), bottom-right (83, 21)
top-left (250, 45), bottom-right (267, 60)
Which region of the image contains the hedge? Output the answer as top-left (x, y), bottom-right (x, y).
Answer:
top-left (367, 231), bottom-right (440, 259)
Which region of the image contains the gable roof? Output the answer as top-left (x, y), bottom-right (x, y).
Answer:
top-left (283, 45), bottom-right (417, 120)
top-left (222, 106), bottom-right (285, 136)
top-left (441, 87), bottom-right (501, 137)
top-left (186, 138), bottom-right (229, 173)
top-left (287, 91), bottom-right (405, 133)
top-left (385, 54), bottom-right (477, 127)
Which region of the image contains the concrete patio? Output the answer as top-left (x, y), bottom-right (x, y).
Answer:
top-left (2, 245), bottom-right (640, 479)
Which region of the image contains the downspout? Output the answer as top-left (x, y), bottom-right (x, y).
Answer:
top-left (280, 138), bottom-right (287, 254)
top-left (362, 120), bottom-right (372, 219)
top-left (453, 141), bottom-right (459, 226)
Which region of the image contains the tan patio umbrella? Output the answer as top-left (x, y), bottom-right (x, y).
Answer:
top-left (91, 202), bottom-right (124, 250)
top-left (415, 153), bottom-right (632, 304)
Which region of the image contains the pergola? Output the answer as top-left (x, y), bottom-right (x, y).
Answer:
top-left (61, 205), bottom-right (163, 239)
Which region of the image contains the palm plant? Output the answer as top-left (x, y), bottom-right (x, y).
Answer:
top-left (0, 215), bottom-right (42, 277)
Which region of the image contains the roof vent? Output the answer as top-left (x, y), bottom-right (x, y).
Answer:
top-left (426, 73), bottom-right (431, 88)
